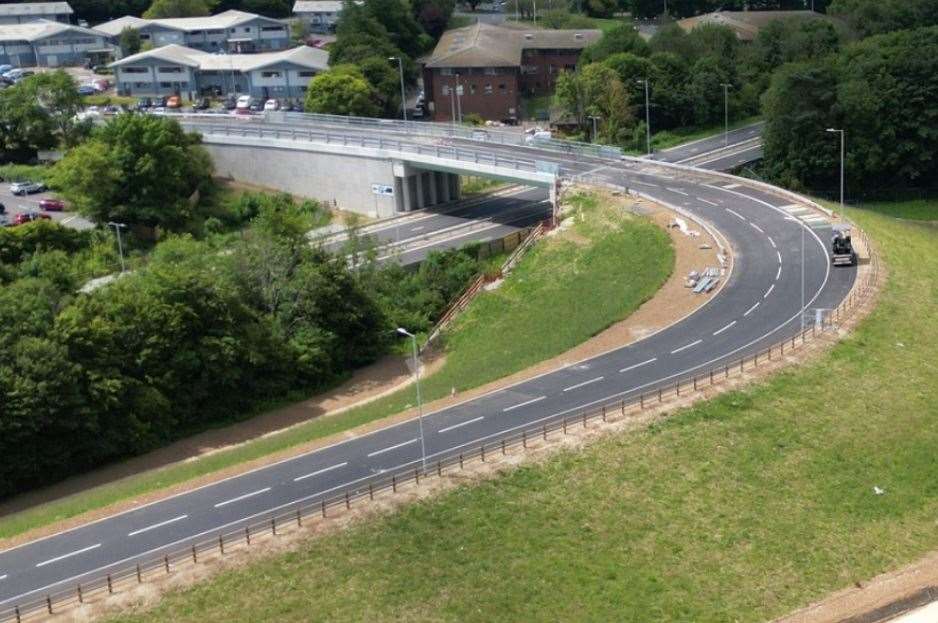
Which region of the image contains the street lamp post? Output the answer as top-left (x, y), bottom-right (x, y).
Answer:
top-left (826, 128), bottom-right (845, 212)
top-left (720, 82), bottom-right (732, 147)
top-left (397, 327), bottom-right (427, 471)
top-left (388, 56), bottom-right (407, 122)
top-left (107, 221), bottom-right (127, 272)
top-left (636, 79), bottom-right (651, 155)
top-left (587, 115), bottom-right (600, 143)
top-left (455, 73), bottom-right (463, 123)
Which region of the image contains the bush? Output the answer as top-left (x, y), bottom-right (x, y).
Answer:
top-left (0, 219), bottom-right (91, 264)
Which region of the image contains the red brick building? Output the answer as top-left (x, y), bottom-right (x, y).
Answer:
top-left (422, 23), bottom-right (600, 124)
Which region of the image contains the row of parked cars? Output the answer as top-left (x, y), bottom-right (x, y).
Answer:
top-left (0, 180), bottom-right (64, 227)
top-left (0, 65), bottom-right (35, 87)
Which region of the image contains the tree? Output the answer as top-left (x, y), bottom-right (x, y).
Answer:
top-left (581, 23), bottom-right (650, 64)
top-left (582, 0), bottom-right (616, 18)
top-left (49, 114), bottom-right (213, 230)
top-left (556, 64), bottom-right (633, 144)
top-left (143, 0), bottom-right (216, 18)
top-left (119, 26), bottom-right (142, 56)
top-left (686, 55), bottom-right (733, 126)
top-left (602, 52), bottom-right (656, 108)
top-left (359, 56), bottom-right (403, 117)
top-left (304, 65), bottom-right (381, 117)
top-left (828, 0), bottom-right (938, 38)
top-left (0, 71), bottom-right (84, 161)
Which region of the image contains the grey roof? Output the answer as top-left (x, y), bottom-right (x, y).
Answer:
top-left (110, 43), bottom-right (329, 72)
top-left (95, 9), bottom-right (286, 37)
top-left (0, 2), bottom-right (73, 18)
top-left (293, 0), bottom-right (344, 13)
top-left (424, 22), bottom-right (600, 69)
top-left (0, 19), bottom-right (108, 43)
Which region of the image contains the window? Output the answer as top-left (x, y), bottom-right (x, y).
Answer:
top-left (484, 67), bottom-right (496, 75)
top-left (123, 66), bottom-right (148, 74)
top-left (548, 64), bottom-right (554, 74)
top-left (469, 84), bottom-right (476, 94)
top-left (261, 71), bottom-right (282, 78)
top-left (442, 85), bottom-right (450, 95)
top-left (243, 27), bottom-right (251, 32)
top-left (483, 83), bottom-right (492, 95)
top-left (159, 82), bottom-right (172, 88)
top-left (140, 33), bottom-right (150, 40)
top-left (261, 26), bottom-right (284, 32)
top-left (158, 66), bottom-right (183, 73)
top-left (521, 65), bottom-right (538, 74)
top-left (499, 83), bottom-right (506, 91)
top-left (298, 71), bottom-right (315, 77)
top-left (440, 68), bottom-right (454, 76)
top-left (133, 81), bottom-right (150, 88)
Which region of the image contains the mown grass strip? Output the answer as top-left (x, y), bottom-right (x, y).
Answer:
top-left (0, 191), bottom-right (672, 541)
top-left (107, 204), bottom-right (938, 623)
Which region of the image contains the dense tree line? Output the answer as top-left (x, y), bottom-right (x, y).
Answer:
top-left (763, 25), bottom-right (938, 195)
top-left (0, 71), bottom-right (86, 164)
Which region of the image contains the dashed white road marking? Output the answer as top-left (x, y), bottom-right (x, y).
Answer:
top-left (764, 284), bottom-right (775, 299)
top-left (503, 395), bottom-right (546, 412)
top-left (723, 183), bottom-right (741, 189)
top-left (410, 226), bottom-right (424, 232)
top-left (36, 544), bottom-right (101, 568)
top-left (620, 357), bottom-right (657, 373)
top-left (777, 250), bottom-right (783, 264)
top-left (750, 222), bottom-right (764, 234)
top-left (367, 439), bottom-right (418, 458)
top-left (294, 462), bottom-right (348, 482)
top-left (633, 180), bottom-right (658, 187)
top-left (214, 487), bottom-right (271, 508)
top-left (0, 575), bottom-right (7, 581)
top-left (697, 197), bottom-right (718, 206)
top-left (667, 187), bottom-right (689, 196)
top-left (127, 515), bottom-right (188, 537)
top-left (563, 376), bottom-right (604, 392)
top-left (671, 339), bottom-right (703, 355)
top-left (713, 321), bottom-right (737, 336)
top-left (744, 301), bottom-right (760, 317)
top-left (438, 416), bottom-right (484, 434)
top-left (768, 236), bottom-right (776, 248)
top-left (776, 266), bottom-right (782, 281)
top-left (726, 208), bottom-right (746, 221)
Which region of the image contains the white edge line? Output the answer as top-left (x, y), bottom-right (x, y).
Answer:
top-left (503, 395), bottom-right (546, 412)
top-left (744, 301), bottom-right (760, 317)
top-left (213, 487), bottom-right (271, 509)
top-left (438, 416), bottom-right (485, 434)
top-left (671, 339), bottom-right (703, 355)
top-left (764, 284), bottom-right (775, 299)
top-left (293, 462), bottom-right (349, 482)
top-left (0, 575), bottom-right (7, 581)
top-left (127, 515), bottom-right (188, 538)
top-left (726, 208), bottom-right (746, 221)
top-left (619, 357), bottom-right (657, 373)
top-left (713, 320), bottom-right (736, 336)
top-left (35, 544), bottom-right (101, 568)
top-left (697, 197), bottom-right (718, 206)
top-left (562, 376), bottom-right (604, 392)
top-left (768, 236), bottom-right (776, 248)
top-left (751, 222), bottom-right (764, 233)
top-left (367, 438), bottom-right (419, 458)
top-left (776, 266), bottom-right (782, 281)
top-left (777, 250), bottom-right (783, 264)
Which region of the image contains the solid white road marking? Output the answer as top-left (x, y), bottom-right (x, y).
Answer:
top-left (214, 487), bottom-right (271, 508)
top-left (744, 301), bottom-right (760, 316)
top-left (367, 439), bottom-right (418, 458)
top-left (619, 357), bottom-right (657, 373)
top-left (750, 222), bottom-right (764, 234)
top-left (768, 236), bottom-right (776, 248)
top-left (725, 208), bottom-right (746, 221)
top-left (127, 515), bottom-right (188, 537)
top-left (697, 197), bottom-right (718, 206)
top-left (294, 462), bottom-right (349, 482)
top-left (36, 544), bottom-right (101, 568)
top-left (62, 215), bottom-right (78, 224)
top-left (410, 226), bottom-right (424, 232)
top-left (723, 183), bottom-right (741, 189)
top-left (438, 416), bottom-right (485, 434)
top-left (667, 187), bottom-right (689, 196)
top-left (777, 250), bottom-right (783, 264)
top-left (713, 321), bottom-right (737, 336)
top-left (563, 376), bottom-right (604, 392)
top-left (633, 180), bottom-right (658, 187)
top-left (0, 575), bottom-right (7, 581)
top-left (764, 284), bottom-right (775, 299)
top-left (671, 339), bottom-right (703, 355)
top-left (503, 395), bottom-right (546, 412)
top-left (776, 266), bottom-right (782, 281)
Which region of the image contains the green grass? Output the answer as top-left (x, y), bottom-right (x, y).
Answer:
top-left (108, 204), bottom-right (938, 623)
top-left (623, 116), bottom-right (763, 155)
top-left (0, 163), bottom-right (52, 183)
top-left (81, 94), bottom-right (137, 107)
top-left (853, 199), bottom-right (937, 221)
top-left (460, 176), bottom-right (508, 196)
top-left (0, 191), bottom-right (672, 541)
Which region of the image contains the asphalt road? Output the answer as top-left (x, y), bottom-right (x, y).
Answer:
top-left (0, 183), bottom-right (94, 231)
top-left (0, 128), bottom-right (855, 612)
top-left (653, 122), bottom-right (764, 171)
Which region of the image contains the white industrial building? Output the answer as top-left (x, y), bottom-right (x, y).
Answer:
top-left (292, 0), bottom-right (344, 33)
top-left (0, 2), bottom-right (73, 25)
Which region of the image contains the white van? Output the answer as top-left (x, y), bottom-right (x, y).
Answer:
top-left (236, 95), bottom-right (252, 110)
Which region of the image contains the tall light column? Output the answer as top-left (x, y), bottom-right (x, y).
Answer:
top-left (720, 82), bottom-right (732, 146)
top-left (397, 327), bottom-right (426, 471)
top-left (826, 128), bottom-right (845, 211)
top-left (389, 56), bottom-right (407, 121)
top-left (636, 79), bottom-right (651, 156)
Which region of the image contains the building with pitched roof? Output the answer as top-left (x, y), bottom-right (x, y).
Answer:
top-left (110, 43), bottom-right (329, 100)
top-left (422, 22), bottom-right (600, 123)
top-left (95, 9), bottom-right (290, 53)
top-left (0, 20), bottom-right (113, 66)
top-left (0, 2), bottom-right (73, 25)
top-left (292, 0), bottom-right (344, 33)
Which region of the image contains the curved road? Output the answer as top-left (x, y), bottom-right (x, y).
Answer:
top-left (0, 122), bottom-right (853, 615)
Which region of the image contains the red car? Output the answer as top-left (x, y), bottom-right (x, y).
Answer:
top-left (39, 198), bottom-right (65, 211)
top-left (13, 212), bottom-right (51, 225)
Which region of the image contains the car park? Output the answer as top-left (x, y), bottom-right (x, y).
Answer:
top-left (224, 95), bottom-right (238, 110)
top-left (0, 64), bottom-right (13, 75)
top-left (77, 84), bottom-right (96, 96)
top-left (236, 94), bottom-right (252, 110)
top-left (263, 99), bottom-right (279, 111)
top-left (192, 97), bottom-right (210, 110)
top-left (166, 95), bottom-right (182, 108)
top-left (136, 97), bottom-right (152, 110)
top-left (12, 212), bottom-right (51, 226)
top-left (10, 181), bottom-right (46, 195)
top-left (39, 198), bottom-right (65, 211)
top-left (92, 78), bottom-right (111, 92)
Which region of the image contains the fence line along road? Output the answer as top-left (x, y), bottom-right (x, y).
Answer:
top-left (0, 226), bottom-right (881, 623)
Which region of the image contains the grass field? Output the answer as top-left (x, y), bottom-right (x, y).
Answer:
top-left (645, 116), bottom-right (763, 153)
top-left (855, 199), bottom-right (937, 221)
top-left (106, 202), bottom-right (938, 623)
top-left (0, 191), bottom-right (672, 541)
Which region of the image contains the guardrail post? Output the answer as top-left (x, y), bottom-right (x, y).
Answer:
top-left (107, 574), bottom-right (113, 593)
top-left (694, 376), bottom-right (698, 391)
top-left (710, 369), bottom-right (715, 384)
top-left (542, 425), bottom-right (547, 440)
top-left (562, 418), bottom-right (567, 434)
top-left (136, 563), bottom-right (142, 583)
top-left (502, 439), bottom-right (507, 455)
top-left (77, 584), bottom-right (83, 604)
top-left (192, 545), bottom-right (198, 564)
top-left (676, 381), bottom-right (681, 397)
top-left (459, 454), bottom-right (464, 469)
top-left (392, 475), bottom-right (398, 492)
top-left (46, 596), bottom-right (52, 615)
top-left (218, 534), bottom-right (225, 555)
top-left (725, 364), bottom-right (729, 378)
top-left (582, 412), bottom-right (587, 428)
top-left (602, 406), bottom-right (607, 421)
top-left (15, 606), bottom-right (21, 623)
top-left (369, 483), bottom-right (374, 500)
top-left (640, 393), bottom-right (644, 409)
top-left (346, 490), bottom-right (351, 509)
top-left (438, 460), bottom-right (444, 476)
top-left (621, 400), bottom-right (626, 415)
top-left (297, 508), bottom-right (303, 527)
top-left (321, 499), bottom-right (327, 518)
top-left (164, 555), bottom-right (170, 574)
top-left (415, 467), bottom-right (420, 485)
top-left (245, 526), bottom-right (251, 545)
top-left (481, 445), bottom-right (486, 462)
top-left (522, 431), bottom-right (528, 448)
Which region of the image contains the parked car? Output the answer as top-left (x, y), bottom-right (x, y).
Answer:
top-left (224, 94), bottom-right (238, 110)
top-left (136, 97), bottom-right (152, 110)
top-left (249, 101), bottom-right (263, 112)
top-left (232, 107), bottom-right (254, 116)
top-left (0, 64), bottom-right (13, 75)
top-left (104, 104), bottom-right (119, 114)
top-left (2, 68), bottom-right (23, 80)
top-left (91, 78), bottom-right (111, 92)
top-left (236, 94), bottom-right (252, 110)
top-left (263, 98), bottom-right (279, 111)
top-left (166, 95), bottom-right (182, 108)
top-left (13, 212), bottom-right (51, 226)
top-left (10, 181), bottom-right (46, 195)
top-left (192, 97), bottom-right (210, 110)
top-left (0, 202), bottom-right (5, 214)
top-left (39, 198), bottom-right (65, 211)
top-left (77, 84), bottom-right (96, 96)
